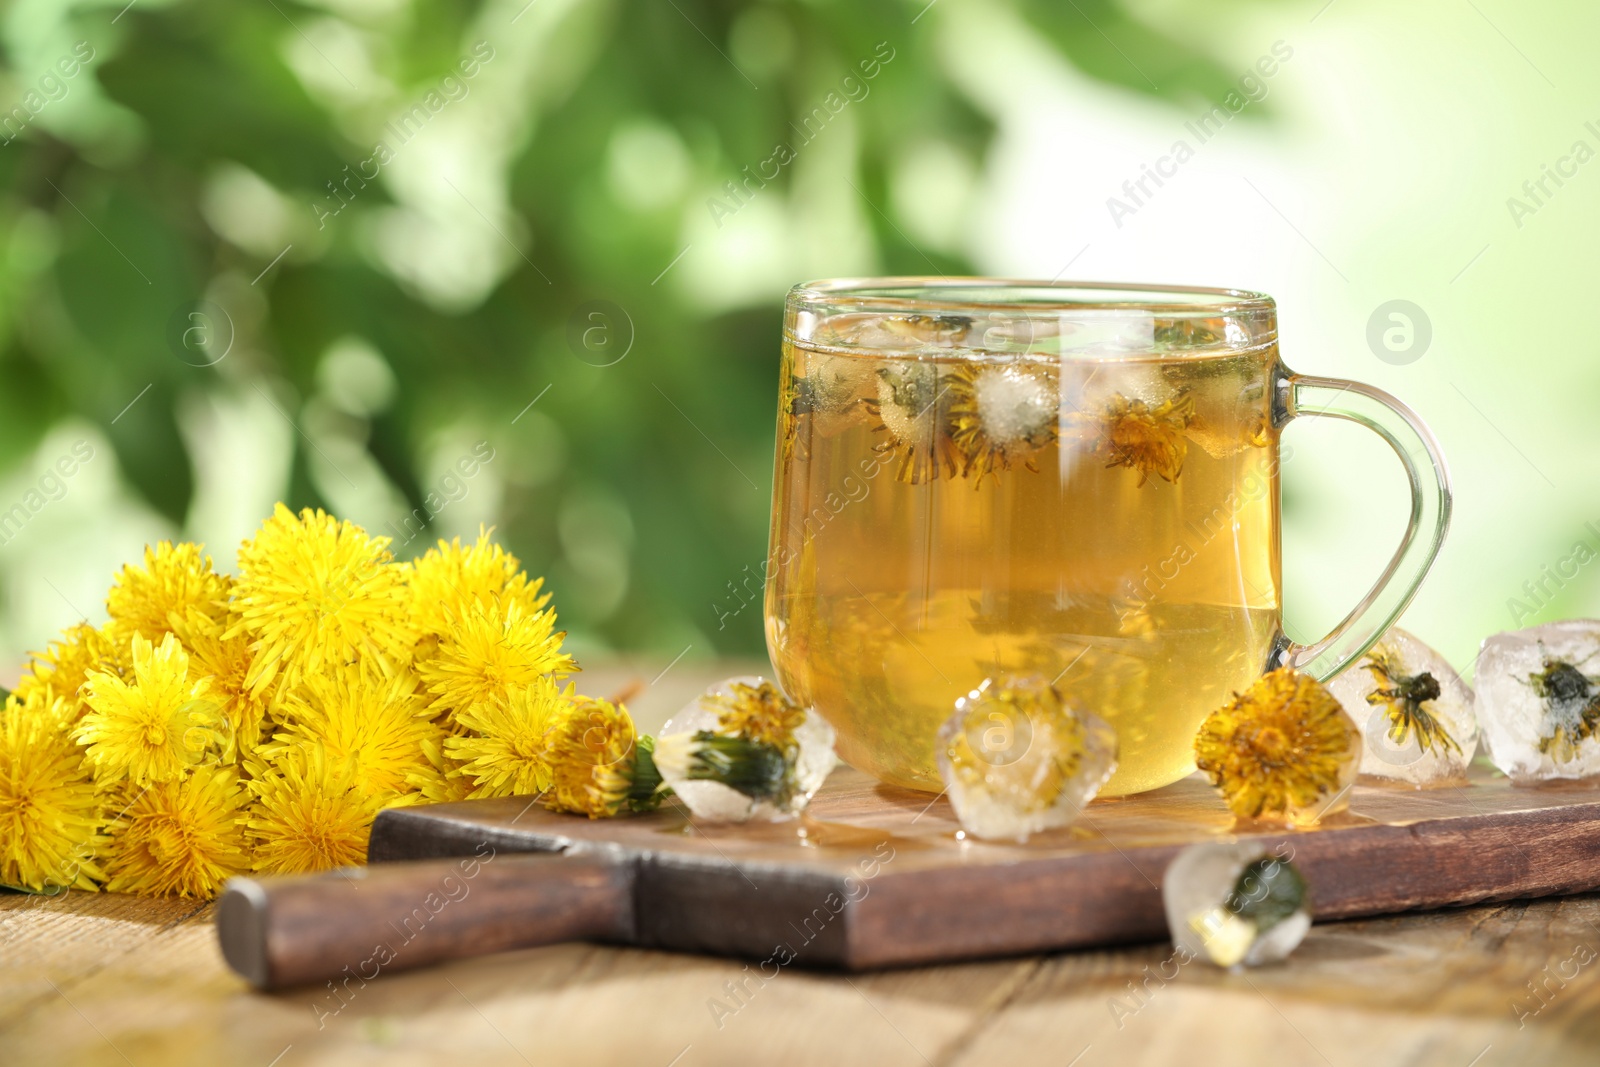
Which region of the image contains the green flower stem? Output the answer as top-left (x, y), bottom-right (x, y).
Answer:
top-left (628, 735), bottom-right (667, 812)
top-left (681, 732), bottom-right (789, 799)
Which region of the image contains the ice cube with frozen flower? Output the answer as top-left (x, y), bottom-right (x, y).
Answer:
top-left (1475, 620), bottom-right (1600, 783)
top-left (653, 675), bottom-right (837, 823)
top-left (936, 674), bottom-right (1117, 843)
top-left (1163, 841), bottom-right (1311, 968)
top-left (1328, 627), bottom-right (1476, 786)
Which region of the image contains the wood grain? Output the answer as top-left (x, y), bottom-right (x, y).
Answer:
top-left (218, 852), bottom-right (634, 990)
top-left (15, 658), bottom-right (1600, 1065)
top-left (18, 655), bottom-right (1600, 1062)
top-left (0, 890), bottom-right (204, 1030)
top-left (355, 763), bottom-right (1600, 972)
top-left (9, 889), bottom-right (1600, 1066)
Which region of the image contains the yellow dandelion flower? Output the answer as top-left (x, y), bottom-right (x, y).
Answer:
top-left (945, 362), bottom-right (1058, 485)
top-left (1194, 668), bottom-right (1360, 826)
top-left (863, 362), bottom-right (959, 485)
top-left (0, 691), bottom-right (106, 892)
top-left (444, 677), bottom-right (572, 798)
top-left (405, 529), bottom-right (551, 640)
top-left (170, 607), bottom-right (272, 757)
top-left (1065, 391), bottom-right (1195, 487)
top-left (267, 658), bottom-right (438, 797)
top-left (544, 697), bottom-right (639, 818)
top-left (77, 633), bottom-right (214, 786)
top-left (418, 596), bottom-right (576, 719)
top-left (245, 746), bottom-right (412, 874)
top-left (937, 677), bottom-right (1118, 840)
top-left (1361, 646), bottom-right (1460, 758)
top-left (779, 371), bottom-right (812, 463)
top-left (405, 736), bottom-right (476, 805)
top-left (106, 541), bottom-right (230, 646)
top-left (1530, 658), bottom-right (1600, 762)
top-left (14, 622), bottom-right (124, 719)
top-left (704, 680), bottom-right (807, 751)
top-left (102, 767), bottom-right (249, 898)
top-left (229, 504), bottom-right (415, 696)
top-left (780, 353), bottom-right (874, 463)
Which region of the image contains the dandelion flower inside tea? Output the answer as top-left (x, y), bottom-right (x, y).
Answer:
top-left (865, 362), bottom-right (957, 484)
top-left (1065, 391), bottom-right (1196, 486)
top-left (945, 362), bottom-right (1057, 484)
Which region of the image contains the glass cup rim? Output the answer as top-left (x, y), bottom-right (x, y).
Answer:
top-left (788, 276), bottom-right (1275, 314)
top-left (785, 277), bottom-right (1278, 359)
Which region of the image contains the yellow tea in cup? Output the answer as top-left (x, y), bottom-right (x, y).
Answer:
top-left (765, 280), bottom-right (1449, 796)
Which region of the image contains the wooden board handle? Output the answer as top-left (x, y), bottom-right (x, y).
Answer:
top-left (216, 851), bottom-right (634, 990)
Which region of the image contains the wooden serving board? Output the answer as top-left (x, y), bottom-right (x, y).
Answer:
top-left (217, 764), bottom-right (1600, 989)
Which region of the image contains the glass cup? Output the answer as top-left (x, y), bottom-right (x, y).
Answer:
top-left (764, 278), bottom-right (1450, 796)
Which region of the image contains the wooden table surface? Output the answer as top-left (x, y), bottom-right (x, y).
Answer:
top-left (6, 661), bottom-right (1600, 1066)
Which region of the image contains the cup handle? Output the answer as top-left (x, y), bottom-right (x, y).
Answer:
top-left (1268, 369), bottom-right (1453, 680)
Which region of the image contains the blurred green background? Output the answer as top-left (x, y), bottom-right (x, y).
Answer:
top-left (0, 0), bottom-right (1595, 679)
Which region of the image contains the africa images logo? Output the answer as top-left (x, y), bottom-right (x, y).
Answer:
top-left (1105, 40), bottom-right (1294, 228)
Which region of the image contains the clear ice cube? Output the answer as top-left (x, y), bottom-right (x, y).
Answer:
top-left (1168, 359), bottom-right (1268, 459)
top-left (1163, 842), bottom-right (1311, 968)
top-left (935, 675), bottom-right (1117, 843)
top-left (1475, 620), bottom-right (1600, 783)
top-left (874, 362), bottom-right (943, 444)
top-left (882, 313), bottom-right (975, 347)
top-left (1067, 361), bottom-right (1171, 415)
top-left (969, 363), bottom-right (1056, 448)
top-left (797, 352), bottom-right (875, 438)
top-left (1328, 627), bottom-right (1477, 786)
top-left (1055, 309), bottom-right (1154, 356)
top-left (656, 675), bottom-right (837, 823)
top-left (969, 310), bottom-right (1060, 354)
top-left (820, 312), bottom-right (973, 351)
